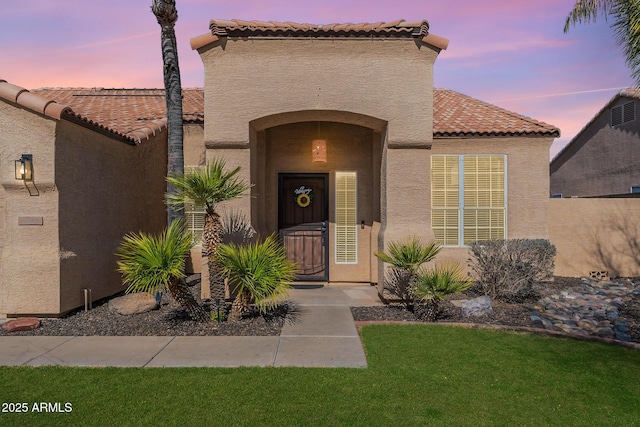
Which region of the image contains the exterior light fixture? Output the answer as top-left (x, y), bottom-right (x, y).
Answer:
top-left (312, 139), bottom-right (327, 163)
top-left (15, 154), bottom-right (33, 181)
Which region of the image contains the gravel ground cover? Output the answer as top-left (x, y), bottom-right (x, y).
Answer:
top-left (2, 276), bottom-right (639, 343)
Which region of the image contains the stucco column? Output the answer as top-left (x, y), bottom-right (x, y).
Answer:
top-left (377, 146), bottom-right (434, 294)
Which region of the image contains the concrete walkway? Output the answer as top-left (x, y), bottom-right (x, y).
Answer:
top-left (0, 285), bottom-right (382, 368)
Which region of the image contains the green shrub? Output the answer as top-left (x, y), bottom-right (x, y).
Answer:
top-left (217, 234), bottom-right (296, 320)
top-left (375, 236), bottom-right (441, 305)
top-left (116, 219), bottom-right (208, 321)
top-left (413, 263), bottom-right (473, 321)
top-left (468, 239), bottom-right (556, 302)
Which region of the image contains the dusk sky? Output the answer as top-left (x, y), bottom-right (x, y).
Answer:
top-left (1, 0), bottom-right (634, 158)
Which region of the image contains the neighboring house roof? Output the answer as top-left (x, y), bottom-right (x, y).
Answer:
top-left (434, 89), bottom-right (559, 138)
top-left (2, 82), bottom-right (558, 142)
top-left (190, 19), bottom-right (449, 51)
top-left (551, 88), bottom-right (639, 165)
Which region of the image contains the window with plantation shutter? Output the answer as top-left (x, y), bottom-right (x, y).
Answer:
top-left (185, 203), bottom-right (206, 245)
top-left (431, 155), bottom-right (506, 246)
top-left (431, 156), bottom-right (460, 246)
top-left (184, 166), bottom-right (206, 245)
top-left (335, 171), bottom-right (357, 263)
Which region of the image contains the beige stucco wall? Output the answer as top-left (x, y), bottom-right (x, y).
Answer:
top-left (0, 97), bottom-right (168, 315)
top-left (197, 35), bottom-right (440, 283)
top-left (428, 137), bottom-right (554, 271)
top-left (0, 102), bottom-right (60, 315)
top-left (184, 123), bottom-right (205, 167)
top-left (550, 198), bottom-right (640, 277)
top-left (56, 122), bottom-right (167, 314)
top-left (198, 38), bottom-right (438, 147)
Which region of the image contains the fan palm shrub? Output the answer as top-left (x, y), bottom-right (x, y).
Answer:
top-left (116, 219), bottom-right (208, 321)
top-left (166, 158), bottom-right (251, 301)
top-left (413, 263), bottom-right (472, 321)
top-left (375, 236), bottom-right (441, 305)
top-left (217, 235), bottom-right (297, 321)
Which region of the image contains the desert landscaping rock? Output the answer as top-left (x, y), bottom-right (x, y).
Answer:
top-left (2, 317), bottom-right (40, 332)
top-left (530, 278), bottom-right (639, 341)
top-left (0, 276), bottom-right (288, 337)
top-left (109, 292), bottom-right (159, 315)
top-left (461, 295), bottom-right (493, 317)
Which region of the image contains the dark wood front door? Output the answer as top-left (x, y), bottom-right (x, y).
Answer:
top-left (279, 173), bottom-right (329, 281)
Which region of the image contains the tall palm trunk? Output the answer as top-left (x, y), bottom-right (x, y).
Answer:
top-left (152, 1), bottom-right (207, 321)
top-left (202, 212), bottom-right (225, 300)
top-left (152, 0), bottom-right (184, 225)
top-left (167, 277), bottom-right (209, 322)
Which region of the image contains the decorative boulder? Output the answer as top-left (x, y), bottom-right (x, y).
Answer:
top-left (109, 293), bottom-right (158, 315)
top-left (461, 295), bottom-right (493, 317)
top-left (2, 317), bottom-right (40, 332)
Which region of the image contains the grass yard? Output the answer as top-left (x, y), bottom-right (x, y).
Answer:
top-left (1, 325), bottom-right (638, 426)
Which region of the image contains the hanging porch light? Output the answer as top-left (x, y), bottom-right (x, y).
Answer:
top-left (312, 139), bottom-right (327, 163)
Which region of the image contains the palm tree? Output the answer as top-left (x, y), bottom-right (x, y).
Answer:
top-left (217, 235), bottom-right (297, 321)
top-left (151, 0), bottom-right (184, 225)
top-left (166, 158), bottom-right (251, 302)
top-left (565, 0), bottom-right (640, 84)
top-left (375, 236), bottom-right (441, 308)
top-left (116, 219), bottom-right (209, 321)
top-left (412, 263), bottom-right (472, 321)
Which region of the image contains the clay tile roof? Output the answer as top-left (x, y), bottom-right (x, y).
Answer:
top-left (8, 84), bottom-right (557, 144)
top-left (433, 89), bottom-right (560, 138)
top-left (208, 18), bottom-right (430, 39)
top-left (31, 87), bottom-right (204, 144)
top-left (0, 79), bottom-right (71, 120)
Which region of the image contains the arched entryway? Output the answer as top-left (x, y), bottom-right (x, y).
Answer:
top-left (249, 111), bottom-right (386, 283)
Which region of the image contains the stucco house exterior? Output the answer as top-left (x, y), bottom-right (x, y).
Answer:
top-left (0, 19), bottom-right (559, 316)
top-left (550, 88), bottom-right (640, 198)
top-left (0, 82), bottom-right (170, 316)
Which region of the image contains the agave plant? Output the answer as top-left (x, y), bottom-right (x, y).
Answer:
top-left (412, 263), bottom-right (472, 321)
top-left (217, 235), bottom-right (297, 321)
top-left (375, 236), bottom-right (442, 303)
top-left (116, 219), bottom-right (209, 321)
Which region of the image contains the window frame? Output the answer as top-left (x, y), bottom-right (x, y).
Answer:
top-left (335, 171), bottom-right (358, 264)
top-left (431, 154), bottom-right (508, 247)
top-left (183, 165), bottom-right (206, 246)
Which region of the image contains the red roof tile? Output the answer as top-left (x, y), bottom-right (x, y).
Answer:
top-left (191, 19), bottom-right (448, 50)
top-left (209, 19), bottom-right (429, 38)
top-left (0, 80), bottom-right (71, 120)
top-left (434, 89), bottom-right (560, 138)
top-left (6, 84), bottom-right (557, 142)
top-left (30, 87), bottom-right (204, 143)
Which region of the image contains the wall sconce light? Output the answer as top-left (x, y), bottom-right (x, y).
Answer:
top-left (15, 154), bottom-right (33, 181)
top-left (312, 139), bottom-right (327, 163)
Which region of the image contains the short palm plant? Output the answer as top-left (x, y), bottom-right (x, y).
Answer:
top-left (413, 263), bottom-right (472, 321)
top-left (166, 158), bottom-right (251, 301)
top-left (375, 236), bottom-right (441, 303)
top-left (217, 235), bottom-right (297, 321)
top-left (116, 219), bottom-right (209, 321)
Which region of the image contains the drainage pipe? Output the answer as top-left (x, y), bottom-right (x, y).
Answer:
top-left (83, 288), bottom-right (92, 312)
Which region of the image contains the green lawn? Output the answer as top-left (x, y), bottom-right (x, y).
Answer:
top-left (1, 325), bottom-right (638, 426)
